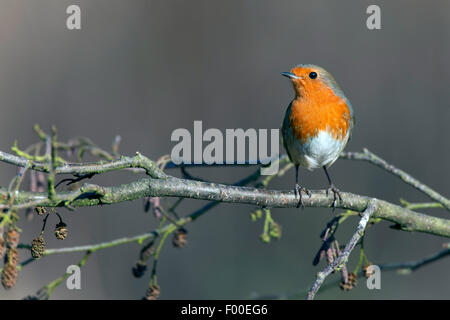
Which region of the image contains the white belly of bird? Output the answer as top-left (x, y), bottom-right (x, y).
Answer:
top-left (287, 129), bottom-right (348, 170)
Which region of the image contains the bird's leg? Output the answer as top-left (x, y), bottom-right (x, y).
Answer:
top-left (323, 166), bottom-right (342, 209)
top-left (294, 165), bottom-right (311, 208)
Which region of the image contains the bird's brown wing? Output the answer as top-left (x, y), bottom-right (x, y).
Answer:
top-left (280, 102), bottom-right (294, 163)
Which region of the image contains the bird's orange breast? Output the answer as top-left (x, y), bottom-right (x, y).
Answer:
top-left (289, 85), bottom-right (351, 144)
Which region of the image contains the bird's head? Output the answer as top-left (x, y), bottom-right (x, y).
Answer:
top-left (282, 64), bottom-right (343, 99)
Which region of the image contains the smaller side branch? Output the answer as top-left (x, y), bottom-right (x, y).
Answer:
top-left (0, 150), bottom-right (167, 180)
top-left (42, 230), bottom-right (161, 256)
top-left (381, 244), bottom-right (450, 273)
top-left (306, 200), bottom-right (377, 300)
top-left (400, 199), bottom-right (444, 211)
top-left (23, 251), bottom-right (92, 300)
top-left (342, 149), bottom-right (450, 212)
top-left (254, 244), bottom-right (450, 300)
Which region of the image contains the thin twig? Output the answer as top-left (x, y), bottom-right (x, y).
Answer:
top-left (0, 150), bottom-right (166, 179)
top-left (399, 199), bottom-right (443, 210)
top-left (306, 200), bottom-right (378, 300)
top-left (253, 244), bottom-right (450, 300)
top-left (380, 245), bottom-right (450, 273)
top-left (23, 251), bottom-right (92, 300)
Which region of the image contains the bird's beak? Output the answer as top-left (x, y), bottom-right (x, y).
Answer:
top-left (281, 72), bottom-right (299, 79)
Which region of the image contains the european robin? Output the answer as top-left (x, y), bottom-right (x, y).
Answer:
top-left (281, 64), bottom-right (354, 208)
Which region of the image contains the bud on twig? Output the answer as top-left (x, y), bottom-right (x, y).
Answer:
top-left (35, 207), bottom-right (46, 216)
top-left (132, 261), bottom-right (147, 278)
top-left (172, 228), bottom-right (188, 248)
top-left (54, 222), bottom-right (68, 240)
top-left (144, 284), bottom-right (160, 300)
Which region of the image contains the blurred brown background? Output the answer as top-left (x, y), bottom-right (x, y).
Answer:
top-left (0, 0), bottom-right (449, 299)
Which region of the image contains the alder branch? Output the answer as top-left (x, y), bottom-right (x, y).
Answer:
top-left (165, 149), bottom-right (450, 212)
top-left (3, 145), bottom-right (449, 210)
top-left (0, 152), bottom-right (449, 238)
top-left (0, 181), bottom-right (448, 238)
top-left (3, 146), bottom-right (448, 211)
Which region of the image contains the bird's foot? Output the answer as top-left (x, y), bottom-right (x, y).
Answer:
top-left (326, 184), bottom-right (343, 210)
top-left (294, 183), bottom-right (311, 208)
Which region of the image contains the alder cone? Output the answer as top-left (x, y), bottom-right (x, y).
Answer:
top-left (1, 263), bottom-right (18, 289)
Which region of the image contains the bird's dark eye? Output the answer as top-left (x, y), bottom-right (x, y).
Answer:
top-left (309, 72), bottom-right (318, 79)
